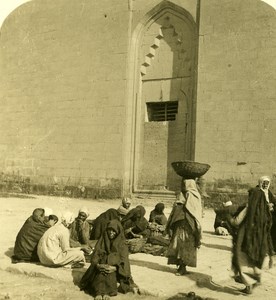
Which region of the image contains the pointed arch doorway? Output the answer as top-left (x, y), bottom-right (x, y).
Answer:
top-left (126, 2), bottom-right (199, 195)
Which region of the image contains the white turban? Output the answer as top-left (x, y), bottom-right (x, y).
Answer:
top-left (79, 207), bottom-right (89, 217)
top-left (223, 201), bottom-right (233, 207)
top-left (61, 211), bottom-right (75, 225)
top-left (259, 175), bottom-right (271, 191)
top-left (122, 197), bottom-right (131, 205)
top-left (259, 175), bottom-right (270, 186)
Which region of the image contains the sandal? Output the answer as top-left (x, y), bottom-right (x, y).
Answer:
top-left (102, 296), bottom-right (110, 300)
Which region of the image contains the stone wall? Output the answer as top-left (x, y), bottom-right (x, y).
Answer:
top-left (0, 0), bottom-right (130, 197)
top-left (196, 0), bottom-right (276, 193)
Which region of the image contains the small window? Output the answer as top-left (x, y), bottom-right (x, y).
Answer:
top-left (146, 101), bottom-right (178, 122)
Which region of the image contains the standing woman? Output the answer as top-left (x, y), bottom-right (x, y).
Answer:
top-left (80, 219), bottom-right (138, 300)
top-left (166, 179), bottom-right (202, 275)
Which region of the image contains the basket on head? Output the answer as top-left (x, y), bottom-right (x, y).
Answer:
top-left (171, 160), bottom-right (211, 179)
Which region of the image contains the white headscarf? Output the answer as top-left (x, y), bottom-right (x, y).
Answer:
top-left (258, 175), bottom-right (271, 202)
top-left (183, 179), bottom-right (202, 224)
top-left (175, 192), bottom-right (186, 204)
top-left (79, 207), bottom-right (89, 218)
top-left (223, 201), bottom-right (233, 207)
top-left (61, 211), bottom-right (75, 226)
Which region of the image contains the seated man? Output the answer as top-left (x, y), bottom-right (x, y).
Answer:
top-left (117, 197), bottom-right (131, 217)
top-left (214, 201), bottom-right (236, 236)
top-left (38, 211), bottom-right (87, 268)
top-left (12, 208), bottom-right (58, 263)
top-left (70, 207), bottom-right (95, 252)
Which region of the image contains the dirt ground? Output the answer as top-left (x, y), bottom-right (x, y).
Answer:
top-left (0, 194), bottom-right (276, 300)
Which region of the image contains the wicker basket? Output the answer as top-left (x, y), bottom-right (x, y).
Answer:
top-left (171, 160), bottom-right (210, 178)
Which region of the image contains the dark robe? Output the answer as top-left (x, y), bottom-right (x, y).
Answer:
top-left (166, 203), bottom-right (200, 267)
top-left (80, 219), bottom-right (135, 296)
top-left (267, 190), bottom-right (276, 252)
top-left (149, 203), bottom-right (167, 225)
top-left (13, 209), bottom-right (50, 262)
top-left (242, 187), bottom-right (273, 268)
top-left (90, 208), bottom-right (120, 240)
top-left (122, 206), bottom-right (149, 238)
top-left (214, 206), bottom-right (237, 234)
top-left (70, 218), bottom-right (91, 247)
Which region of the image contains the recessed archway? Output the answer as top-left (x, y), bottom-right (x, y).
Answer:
top-left (124, 1), bottom-right (199, 195)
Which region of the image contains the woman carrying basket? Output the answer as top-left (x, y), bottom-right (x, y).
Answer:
top-left (166, 179), bottom-right (202, 275)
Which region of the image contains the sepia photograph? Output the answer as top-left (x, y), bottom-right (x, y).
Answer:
top-left (0, 0), bottom-right (276, 299)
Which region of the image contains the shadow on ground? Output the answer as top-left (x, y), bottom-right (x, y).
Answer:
top-left (201, 243), bottom-right (232, 252)
top-left (129, 259), bottom-right (241, 297)
top-left (130, 258), bottom-right (175, 273)
top-left (5, 247), bottom-right (13, 258)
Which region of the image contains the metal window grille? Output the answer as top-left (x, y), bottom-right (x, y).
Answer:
top-left (146, 101), bottom-right (178, 121)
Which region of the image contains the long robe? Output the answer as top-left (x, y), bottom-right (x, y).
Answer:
top-left (70, 218), bottom-right (91, 247)
top-left (37, 223), bottom-right (85, 266)
top-left (122, 205), bottom-right (149, 238)
top-left (232, 187), bottom-right (273, 286)
top-left (14, 210), bottom-right (50, 262)
top-left (166, 205), bottom-right (199, 267)
top-left (80, 219), bottom-right (135, 297)
top-left (166, 180), bottom-right (202, 268)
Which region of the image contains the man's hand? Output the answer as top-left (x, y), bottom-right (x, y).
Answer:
top-left (81, 246), bottom-right (92, 254)
top-left (268, 203), bottom-right (274, 212)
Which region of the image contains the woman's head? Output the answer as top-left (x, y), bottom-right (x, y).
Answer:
top-left (183, 179), bottom-right (198, 192)
top-left (135, 205), bottom-right (146, 219)
top-left (107, 228), bottom-right (117, 240)
top-left (155, 202), bottom-right (165, 214)
top-left (106, 219), bottom-right (122, 240)
top-left (175, 192), bottom-right (185, 204)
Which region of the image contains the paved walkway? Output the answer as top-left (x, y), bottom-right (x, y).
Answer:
top-left (0, 195), bottom-right (276, 299)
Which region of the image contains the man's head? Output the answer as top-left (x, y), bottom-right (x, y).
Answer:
top-left (77, 207), bottom-right (89, 221)
top-left (47, 215), bottom-right (59, 226)
top-left (259, 176), bottom-right (271, 190)
top-left (122, 197), bottom-right (131, 209)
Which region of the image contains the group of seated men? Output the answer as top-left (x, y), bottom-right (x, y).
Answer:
top-left (12, 198), bottom-right (169, 268)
